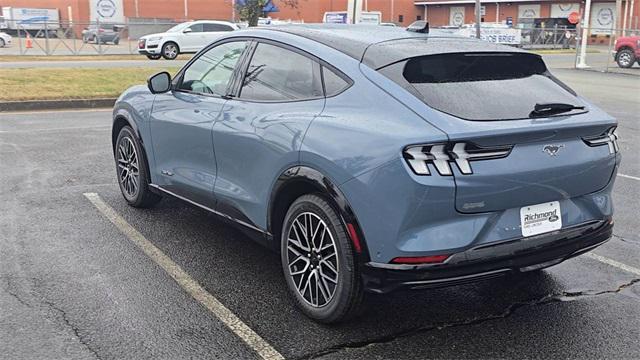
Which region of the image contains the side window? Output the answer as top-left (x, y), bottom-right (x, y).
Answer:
top-left (187, 23), bottom-right (203, 33)
top-left (203, 23), bottom-right (234, 32)
top-left (179, 41), bottom-right (246, 96)
top-left (239, 43), bottom-right (322, 101)
top-left (322, 66), bottom-right (350, 96)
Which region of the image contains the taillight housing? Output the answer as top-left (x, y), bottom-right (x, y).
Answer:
top-left (403, 142), bottom-right (512, 176)
top-left (582, 127), bottom-right (619, 154)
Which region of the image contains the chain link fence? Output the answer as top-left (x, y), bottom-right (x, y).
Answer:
top-left (0, 20), bottom-right (182, 56)
top-left (574, 26), bottom-right (640, 74)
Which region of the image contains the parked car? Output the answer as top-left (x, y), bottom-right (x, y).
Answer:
top-left (613, 35), bottom-right (640, 68)
top-left (0, 31), bottom-right (11, 47)
top-left (137, 20), bottom-right (239, 60)
top-left (112, 25), bottom-right (619, 323)
top-left (82, 25), bottom-right (121, 45)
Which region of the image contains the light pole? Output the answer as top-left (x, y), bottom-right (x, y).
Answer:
top-left (576, 0), bottom-right (592, 68)
top-left (475, 0), bottom-right (481, 38)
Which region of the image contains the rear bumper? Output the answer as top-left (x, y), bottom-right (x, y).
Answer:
top-left (361, 219), bottom-right (612, 293)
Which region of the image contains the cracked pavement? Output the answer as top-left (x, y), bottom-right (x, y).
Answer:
top-left (1, 63), bottom-right (639, 359)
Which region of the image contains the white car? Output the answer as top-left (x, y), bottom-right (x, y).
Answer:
top-left (138, 20), bottom-right (239, 60)
top-left (0, 31), bottom-right (12, 47)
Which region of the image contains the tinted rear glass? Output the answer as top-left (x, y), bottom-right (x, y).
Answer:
top-left (384, 52), bottom-right (585, 121)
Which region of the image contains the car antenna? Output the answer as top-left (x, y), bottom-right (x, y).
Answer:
top-left (406, 20), bottom-right (429, 34)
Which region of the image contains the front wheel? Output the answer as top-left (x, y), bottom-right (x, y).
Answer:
top-left (616, 49), bottom-right (635, 68)
top-left (281, 194), bottom-right (364, 323)
top-left (161, 42), bottom-right (179, 60)
top-left (115, 126), bottom-right (161, 208)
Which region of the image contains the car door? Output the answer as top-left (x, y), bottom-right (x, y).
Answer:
top-left (180, 23), bottom-right (204, 52)
top-left (212, 41), bottom-right (325, 230)
top-left (149, 40), bottom-right (249, 208)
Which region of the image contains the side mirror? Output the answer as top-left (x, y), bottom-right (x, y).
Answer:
top-left (183, 28), bottom-right (192, 33)
top-left (147, 72), bottom-right (172, 94)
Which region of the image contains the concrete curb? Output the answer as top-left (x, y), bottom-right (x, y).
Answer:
top-left (0, 98), bottom-right (116, 112)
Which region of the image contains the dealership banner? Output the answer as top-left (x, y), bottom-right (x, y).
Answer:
top-left (90, 0), bottom-right (125, 24)
top-left (457, 28), bottom-right (522, 45)
top-left (590, 2), bottom-right (616, 35)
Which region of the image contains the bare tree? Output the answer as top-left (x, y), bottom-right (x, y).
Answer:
top-left (236, 0), bottom-right (301, 27)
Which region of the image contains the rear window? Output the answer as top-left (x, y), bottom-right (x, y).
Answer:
top-left (381, 52), bottom-right (585, 121)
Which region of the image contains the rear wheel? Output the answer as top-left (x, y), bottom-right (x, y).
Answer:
top-left (146, 54), bottom-right (162, 60)
top-left (0, 38), bottom-right (4, 47)
top-left (616, 49), bottom-right (635, 68)
top-left (161, 42), bottom-right (179, 60)
top-left (115, 126), bottom-right (161, 208)
top-left (281, 194), bottom-right (364, 323)
top-left (113, 37), bottom-right (120, 45)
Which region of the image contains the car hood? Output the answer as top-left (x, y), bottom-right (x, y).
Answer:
top-left (0, 32), bottom-right (11, 40)
top-left (141, 32), bottom-right (173, 40)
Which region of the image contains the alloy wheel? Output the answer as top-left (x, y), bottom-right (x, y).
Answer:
top-left (286, 212), bottom-right (339, 308)
top-left (164, 44), bottom-right (178, 59)
top-left (117, 136), bottom-right (140, 198)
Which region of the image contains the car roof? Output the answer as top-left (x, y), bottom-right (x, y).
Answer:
top-left (261, 24), bottom-right (528, 69)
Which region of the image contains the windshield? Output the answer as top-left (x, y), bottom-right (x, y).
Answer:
top-left (166, 22), bottom-right (192, 33)
top-left (379, 52), bottom-right (586, 121)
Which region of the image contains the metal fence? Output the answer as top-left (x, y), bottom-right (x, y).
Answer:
top-left (574, 26), bottom-right (640, 74)
top-left (520, 26), bottom-right (578, 50)
top-left (0, 20), bottom-right (182, 56)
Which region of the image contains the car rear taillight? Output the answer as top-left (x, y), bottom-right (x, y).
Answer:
top-left (390, 255), bottom-right (450, 264)
top-left (582, 127), bottom-right (619, 154)
top-left (403, 142), bottom-right (512, 176)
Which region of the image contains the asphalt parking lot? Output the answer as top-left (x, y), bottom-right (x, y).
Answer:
top-left (1, 68), bottom-right (639, 359)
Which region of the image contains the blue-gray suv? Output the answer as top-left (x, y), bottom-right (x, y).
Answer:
top-left (112, 24), bottom-right (620, 323)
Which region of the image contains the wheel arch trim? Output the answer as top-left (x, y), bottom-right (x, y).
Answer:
top-left (268, 166), bottom-right (370, 261)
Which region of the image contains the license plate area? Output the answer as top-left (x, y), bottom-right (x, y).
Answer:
top-left (520, 201), bottom-right (562, 237)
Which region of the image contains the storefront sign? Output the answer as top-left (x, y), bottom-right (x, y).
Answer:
top-left (90, 0), bottom-right (124, 24)
top-left (590, 3), bottom-right (615, 35)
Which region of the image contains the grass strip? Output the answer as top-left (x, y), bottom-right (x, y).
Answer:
top-left (0, 67), bottom-right (179, 101)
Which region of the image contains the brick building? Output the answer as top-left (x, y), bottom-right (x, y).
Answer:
top-left (1, 0), bottom-right (638, 32)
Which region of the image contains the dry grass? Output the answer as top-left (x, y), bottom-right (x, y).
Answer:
top-left (0, 54), bottom-right (192, 62)
top-left (0, 67), bottom-right (179, 101)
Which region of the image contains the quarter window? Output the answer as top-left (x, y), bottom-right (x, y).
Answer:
top-left (179, 41), bottom-right (247, 96)
top-left (322, 66), bottom-right (350, 96)
top-left (239, 43), bottom-right (322, 101)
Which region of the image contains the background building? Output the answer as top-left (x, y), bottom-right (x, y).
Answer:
top-left (1, 0), bottom-right (637, 38)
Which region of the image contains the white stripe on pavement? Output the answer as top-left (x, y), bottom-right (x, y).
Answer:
top-left (83, 192), bottom-right (284, 360)
top-left (618, 173), bottom-right (640, 182)
top-left (585, 252), bottom-right (640, 276)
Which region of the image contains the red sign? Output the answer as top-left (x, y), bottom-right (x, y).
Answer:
top-left (568, 12), bottom-right (580, 24)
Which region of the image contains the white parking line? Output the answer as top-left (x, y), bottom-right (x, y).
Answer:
top-left (83, 192), bottom-right (284, 360)
top-left (585, 252), bottom-right (640, 276)
top-left (618, 173), bottom-right (640, 182)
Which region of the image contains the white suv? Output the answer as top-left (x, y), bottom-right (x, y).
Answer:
top-left (138, 20), bottom-right (239, 60)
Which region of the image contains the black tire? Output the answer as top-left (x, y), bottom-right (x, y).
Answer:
top-left (82, 36), bottom-right (88, 43)
top-left (113, 37), bottom-right (120, 45)
top-left (0, 38), bottom-right (4, 47)
top-left (616, 49), bottom-right (635, 68)
top-left (146, 54), bottom-right (162, 60)
top-left (281, 194), bottom-right (365, 323)
top-left (161, 42), bottom-right (179, 60)
top-left (115, 126), bottom-right (161, 208)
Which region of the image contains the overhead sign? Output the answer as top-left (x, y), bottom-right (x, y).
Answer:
top-left (90, 0), bottom-right (124, 24)
top-left (457, 27), bottom-right (522, 45)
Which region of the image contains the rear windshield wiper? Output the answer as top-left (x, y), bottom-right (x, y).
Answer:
top-left (530, 103), bottom-right (585, 118)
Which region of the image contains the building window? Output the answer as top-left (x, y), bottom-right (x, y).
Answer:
top-left (417, 15), bottom-right (422, 21)
top-left (398, 15), bottom-right (404, 23)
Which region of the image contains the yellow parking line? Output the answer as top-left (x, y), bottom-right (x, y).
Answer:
top-left (83, 192), bottom-right (284, 360)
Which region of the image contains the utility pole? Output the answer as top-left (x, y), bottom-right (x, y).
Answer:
top-left (184, 0), bottom-right (188, 20)
top-left (475, 0), bottom-right (481, 38)
top-left (576, 0), bottom-right (592, 68)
